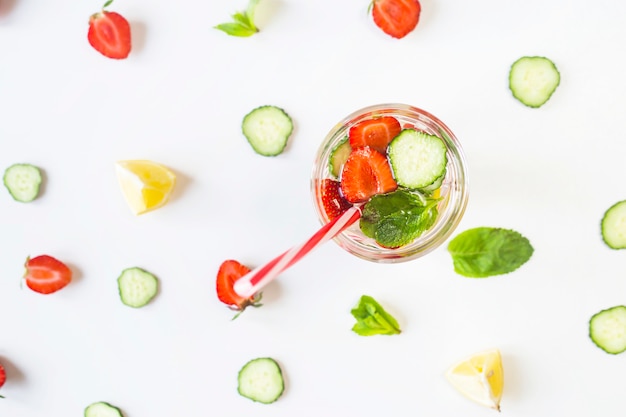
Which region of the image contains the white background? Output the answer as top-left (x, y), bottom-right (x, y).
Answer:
top-left (1, 0), bottom-right (625, 415)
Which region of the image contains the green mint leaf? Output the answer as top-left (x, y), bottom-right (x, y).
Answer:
top-left (447, 227), bottom-right (534, 278)
top-left (232, 11), bottom-right (253, 27)
top-left (215, 0), bottom-right (260, 37)
top-left (214, 22), bottom-right (257, 37)
top-left (351, 295), bottom-right (401, 336)
top-left (360, 190), bottom-right (439, 248)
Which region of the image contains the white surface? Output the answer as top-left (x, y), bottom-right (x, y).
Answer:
top-left (1, 0), bottom-right (625, 415)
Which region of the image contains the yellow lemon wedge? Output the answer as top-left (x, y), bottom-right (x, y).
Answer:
top-left (445, 348), bottom-right (504, 411)
top-left (115, 160), bottom-right (176, 215)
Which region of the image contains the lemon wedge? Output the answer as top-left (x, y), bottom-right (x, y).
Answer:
top-left (115, 160), bottom-right (176, 215)
top-left (445, 348), bottom-right (504, 411)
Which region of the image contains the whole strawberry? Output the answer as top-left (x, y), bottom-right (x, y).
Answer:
top-left (216, 260), bottom-right (262, 319)
top-left (371, 0), bottom-right (421, 39)
top-left (88, 0), bottom-right (132, 59)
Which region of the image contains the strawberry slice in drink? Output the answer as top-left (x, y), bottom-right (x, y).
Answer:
top-left (340, 147), bottom-right (398, 203)
top-left (319, 179), bottom-right (353, 221)
top-left (349, 116), bottom-right (401, 154)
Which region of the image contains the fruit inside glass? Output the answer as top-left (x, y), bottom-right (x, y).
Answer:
top-left (311, 103), bottom-right (469, 263)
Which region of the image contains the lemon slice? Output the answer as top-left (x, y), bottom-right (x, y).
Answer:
top-left (445, 348), bottom-right (504, 411)
top-left (115, 160), bottom-right (176, 215)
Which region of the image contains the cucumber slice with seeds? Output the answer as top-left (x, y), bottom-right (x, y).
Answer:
top-left (84, 401), bottom-right (123, 417)
top-left (117, 267), bottom-right (158, 308)
top-left (242, 105), bottom-right (293, 156)
top-left (509, 56), bottom-right (560, 108)
top-left (601, 200), bottom-right (626, 249)
top-left (238, 357), bottom-right (284, 404)
top-left (388, 129), bottom-right (448, 189)
top-left (3, 163), bottom-right (42, 202)
top-left (328, 136), bottom-right (351, 178)
top-left (589, 305), bottom-right (626, 354)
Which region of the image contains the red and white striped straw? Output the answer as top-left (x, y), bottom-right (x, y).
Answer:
top-left (233, 205), bottom-right (362, 298)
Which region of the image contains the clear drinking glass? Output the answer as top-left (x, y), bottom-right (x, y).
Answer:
top-left (311, 103), bottom-right (469, 263)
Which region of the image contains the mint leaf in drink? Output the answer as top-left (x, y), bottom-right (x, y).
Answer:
top-left (215, 0), bottom-right (260, 37)
top-left (447, 227), bottom-right (534, 278)
top-left (360, 190), bottom-right (438, 248)
top-left (351, 295), bottom-right (401, 336)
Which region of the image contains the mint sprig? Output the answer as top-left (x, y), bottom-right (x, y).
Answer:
top-left (447, 227), bottom-right (534, 278)
top-left (360, 190), bottom-right (439, 248)
top-left (351, 295), bottom-right (401, 336)
top-left (215, 0), bottom-right (260, 37)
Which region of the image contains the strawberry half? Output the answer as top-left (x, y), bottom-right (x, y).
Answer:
top-left (24, 255), bottom-right (72, 295)
top-left (320, 179), bottom-right (352, 221)
top-left (371, 0), bottom-right (421, 39)
top-left (88, 0), bottom-right (132, 59)
top-left (340, 147), bottom-right (398, 203)
top-left (0, 362), bottom-right (5, 397)
top-left (216, 259), bottom-right (261, 319)
top-left (349, 116), bottom-right (401, 153)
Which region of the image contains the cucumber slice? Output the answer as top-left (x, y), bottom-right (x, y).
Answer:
top-left (3, 163), bottom-right (42, 202)
top-left (328, 136), bottom-right (351, 178)
top-left (589, 305), bottom-right (626, 354)
top-left (117, 267), bottom-right (158, 308)
top-left (601, 200), bottom-right (626, 249)
top-left (509, 56), bottom-right (560, 108)
top-left (84, 401), bottom-right (123, 417)
top-left (242, 105), bottom-right (293, 156)
top-left (388, 129), bottom-right (448, 189)
top-left (237, 357), bottom-right (284, 404)
top-left (419, 170), bottom-right (445, 195)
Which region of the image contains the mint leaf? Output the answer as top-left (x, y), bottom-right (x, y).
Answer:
top-left (215, 0), bottom-right (260, 37)
top-left (351, 295), bottom-right (401, 336)
top-left (447, 227), bottom-right (534, 278)
top-left (360, 190), bottom-right (439, 248)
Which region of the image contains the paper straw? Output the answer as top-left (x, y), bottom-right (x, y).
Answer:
top-left (233, 205), bottom-right (362, 298)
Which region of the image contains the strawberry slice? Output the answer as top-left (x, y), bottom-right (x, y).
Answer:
top-left (88, 0), bottom-right (132, 59)
top-left (24, 255), bottom-right (72, 295)
top-left (340, 147), bottom-right (398, 203)
top-left (216, 259), bottom-right (261, 319)
top-left (349, 116), bottom-right (401, 154)
top-left (0, 362), bottom-right (5, 395)
top-left (371, 0), bottom-right (421, 39)
top-left (320, 179), bottom-right (352, 221)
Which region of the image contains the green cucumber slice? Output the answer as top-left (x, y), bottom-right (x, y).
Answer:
top-left (84, 401), bottom-right (123, 417)
top-left (388, 129), bottom-right (448, 189)
top-left (601, 200), bottom-right (626, 249)
top-left (242, 105), bottom-right (293, 156)
top-left (238, 357), bottom-right (284, 404)
top-left (589, 306), bottom-right (626, 354)
top-left (328, 136), bottom-right (351, 178)
top-left (117, 267), bottom-right (158, 308)
top-left (509, 56), bottom-right (560, 108)
top-left (3, 163), bottom-right (42, 202)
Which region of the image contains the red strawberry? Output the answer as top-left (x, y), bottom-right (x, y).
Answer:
top-left (88, 0), bottom-right (132, 59)
top-left (320, 179), bottom-right (352, 221)
top-left (24, 255), bottom-right (72, 295)
top-left (216, 259), bottom-right (261, 318)
top-left (0, 362), bottom-right (5, 396)
top-left (340, 147), bottom-right (398, 203)
top-left (349, 116), bottom-right (401, 153)
top-left (371, 0), bottom-right (421, 39)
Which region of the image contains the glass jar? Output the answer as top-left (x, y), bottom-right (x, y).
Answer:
top-left (311, 103), bottom-right (469, 262)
